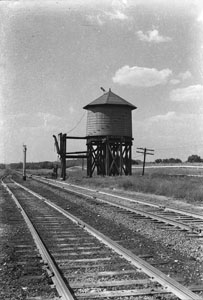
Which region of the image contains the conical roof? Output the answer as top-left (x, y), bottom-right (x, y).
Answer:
top-left (83, 89), bottom-right (137, 110)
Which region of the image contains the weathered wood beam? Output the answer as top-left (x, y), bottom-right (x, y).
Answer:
top-left (66, 136), bottom-right (86, 139)
top-left (66, 151), bottom-right (88, 155)
top-left (66, 155), bottom-right (88, 159)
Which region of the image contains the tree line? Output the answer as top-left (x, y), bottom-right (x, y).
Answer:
top-left (155, 155), bottom-right (203, 164)
top-left (0, 154), bottom-right (202, 170)
top-left (155, 158), bottom-right (182, 164)
top-left (9, 161), bottom-right (56, 170)
top-left (0, 159), bottom-right (81, 170)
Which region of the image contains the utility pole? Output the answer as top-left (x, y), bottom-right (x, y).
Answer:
top-left (23, 144), bottom-right (27, 181)
top-left (136, 147), bottom-right (154, 176)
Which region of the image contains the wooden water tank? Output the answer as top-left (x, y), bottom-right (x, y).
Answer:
top-left (83, 89), bottom-right (136, 138)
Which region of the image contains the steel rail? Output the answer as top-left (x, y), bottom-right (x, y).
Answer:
top-left (33, 175), bottom-right (203, 220)
top-left (98, 191), bottom-right (203, 220)
top-left (11, 178), bottom-right (203, 300)
top-left (31, 176), bottom-right (202, 234)
top-left (1, 179), bottom-right (75, 300)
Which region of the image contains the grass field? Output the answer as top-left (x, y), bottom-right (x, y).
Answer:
top-left (132, 164), bottom-right (203, 176)
top-left (26, 164), bottom-right (203, 205)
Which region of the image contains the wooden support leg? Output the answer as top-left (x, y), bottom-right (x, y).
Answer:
top-left (105, 141), bottom-right (109, 176)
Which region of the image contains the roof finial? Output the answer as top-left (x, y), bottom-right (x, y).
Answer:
top-left (109, 88), bottom-right (111, 92)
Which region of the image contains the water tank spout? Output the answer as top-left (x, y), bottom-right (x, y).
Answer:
top-left (53, 135), bottom-right (60, 154)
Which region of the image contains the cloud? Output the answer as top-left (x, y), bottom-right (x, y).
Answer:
top-left (149, 111), bottom-right (176, 122)
top-left (136, 29), bottom-right (172, 43)
top-left (86, 0), bottom-right (130, 25)
top-left (147, 112), bottom-right (203, 140)
top-left (170, 79), bottom-right (181, 85)
top-left (144, 111), bottom-right (203, 138)
top-left (86, 14), bottom-right (105, 26)
top-left (109, 0), bottom-right (129, 20)
top-left (170, 70), bottom-right (192, 85)
top-left (104, 10), bottom-right (128, 20)
top-left (112, 0), bottom-right (129, 9)
top-left (178, 71), bottom-right (192, 81)
top-left (170, 84), bottom-right (203, 102)
top-left (86, 9), bottom-right (129, 25)
top-left (86, 10), bottom-right (129, 25)
top-left (197, 10), bottom-right (203, 23)
top-left (112, 65), bottom-right (172, 87)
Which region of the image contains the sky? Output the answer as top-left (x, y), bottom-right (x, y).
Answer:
top-left (1, 0), bottom-right (203, 163)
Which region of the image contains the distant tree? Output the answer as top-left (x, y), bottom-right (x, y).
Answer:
top-left (169, 158), bottom-right (176, 163)
top-left (187, 155), bottom-right (202, 163)
top-left (40, 161), bottom-right (54, 169)
top-left (9, 162), bottom-right (23, 169)
top-left (175, 158), bottom-right (182, 163)
top-left (9, 161), bottom-right (56, 170)
top-left (132, 159), bottom-right (142, 165)
top-left (155, 158), bottom-right (182, 164)
top-left (155, 159), bottom-right (162, 163)
top-left (163, 159), bottom-right (169, 164)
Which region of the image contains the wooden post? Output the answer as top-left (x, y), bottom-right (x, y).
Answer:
top-left (87, 143), bottom-right (93, 177)
top-left (129, 143), bottom-right (132, 175)
top-left (59, 133), bottom-right (63, 179)
top-left (23, 145), bottom-right (27, 181)
top-left (62, 134), bottom-right (66, 180)
top-left (119, 140), bottom-right (123, 175)
top-left (142, 148), bottom-right (146, 176)
top-left (87, 144), bottom-right (90, 177)
top-left (105, 138), bottom-right (109, 176)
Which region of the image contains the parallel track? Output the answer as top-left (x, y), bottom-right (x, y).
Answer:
top-left (30, 175), bottom-right (203, 236)
top-left (2, 176), bottom-right (203, 300)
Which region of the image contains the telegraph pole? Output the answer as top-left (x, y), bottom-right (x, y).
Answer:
top-left (136, 147), bottom-right (154, 176)
top-left (23, 144), bottom-right (27, 181)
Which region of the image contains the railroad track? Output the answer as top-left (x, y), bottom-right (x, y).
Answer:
top-left (2, 176), bottom-right (203, 300)
top-left (30, 175), bottom-right (203, 237)
top-left (0, 176), bottom-right (57, 299)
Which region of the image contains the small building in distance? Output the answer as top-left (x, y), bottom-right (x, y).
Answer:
top-left (83, 89), bottom-right (137, 177)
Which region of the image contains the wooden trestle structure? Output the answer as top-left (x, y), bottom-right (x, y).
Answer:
top-left (87, 136), bottom-right (133, 177)
top-left (53, 134), bottom-right (133, 179)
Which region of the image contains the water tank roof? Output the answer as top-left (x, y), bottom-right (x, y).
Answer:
top-left (83, 89), bottom-right (137, 110)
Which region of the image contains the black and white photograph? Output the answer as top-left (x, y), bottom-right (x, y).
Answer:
top-left (1, 0), bottom-right (203, 299)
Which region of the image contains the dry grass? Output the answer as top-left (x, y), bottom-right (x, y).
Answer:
top-left (132, 165), bottom-right (203, 176)
top-left (26, 169), bottom-right (53, 176)
top-left (27, 165), bottom-right (203, 205)
top-left (65, 168), bottom-right (203, 205)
